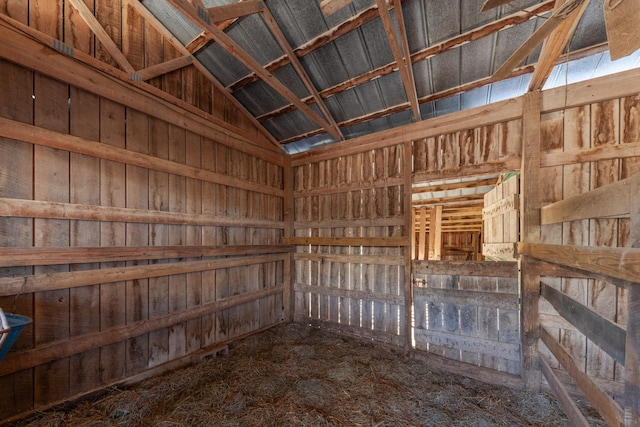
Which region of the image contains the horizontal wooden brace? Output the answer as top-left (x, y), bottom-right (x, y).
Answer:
top-left (0, 253), bottom-right (285, 297)
top-left (0, 116), bottom-right (283, 197)
top-left (413, 287), bottom-right (519, 310)
top-left (482, 194), bottom-right (519, 218)
top-left (294, 283), bottom-right (404, 306)
top-left (0, 198), bottom-right (284, 229)
top-left (541, 174), bottom-right (638, 224)
top-left (540, 327), bottom-right (624, 427)
top-left (0, 285), bottom-right (283, 377)
top-left (412, 157), bottom-right (522, 183)
top-left (0, 245), bottom-right (293, 267)
top-left (283, 236), bottom-right (408, 247)
top-left (541, 140), bottom-right (640, 168)
top-left (414, 328), bottom-right (521, 362)
top-left (293, 252), bottom-right (404, 266)
top-left (518, 243), bottom-right (640, 286)
top-left (412, 260), bottom-right (518, 277)
top-left (539, 355), bottom-right (592, 427)
top-left (541, 282), bottom-right (626, 365)
top-left (293, 176), bottom-right (404, 197)
top-left (294, 217), bottom-right (404, 229)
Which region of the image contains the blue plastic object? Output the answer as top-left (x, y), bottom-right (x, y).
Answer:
top-left (0, 312), bottom-right (32, 362)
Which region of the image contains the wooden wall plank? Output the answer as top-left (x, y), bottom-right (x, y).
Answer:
top-left (124, 108), bottom-right (150, 376)
top-left (99, 98), bottom-right (127, 385)
top-left (32, 73), bottom-right (70, 407)
top-left (0, 59), bottom-right (34, 421)
top-left (68, 86), bottom-right (101, 396)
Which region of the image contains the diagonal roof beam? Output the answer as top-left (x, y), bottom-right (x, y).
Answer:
top-left (528, 0), bottom-right (588, 91)
top-left (260, 2), bottom-right (343, 140)
top-left (376, 0), bottom-right (420, 120)
top-left (320, 0), bottom-right (355, 16)
top-left (207, 1), bottom-right (263, 22)
top-left (228, 2), bottom-right (390, 92)
top-left (127, 0), bottom-right (281, 150)
top-left (390, 0), bottom-right (420, 120)
top-left (166, 0), bottom-right (342, 142)
top-left (67, 0), bottom-right (135, 73)
top-left (137, 55), bottom-right (194, 81)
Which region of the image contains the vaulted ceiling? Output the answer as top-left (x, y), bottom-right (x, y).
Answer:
top-left (7, 0), bottom-right (636, 154)
top-left (135, 0), bottom-right (627, 153)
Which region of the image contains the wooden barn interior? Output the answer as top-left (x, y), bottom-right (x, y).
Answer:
top-left (0, 0), bottom-right (639, 424)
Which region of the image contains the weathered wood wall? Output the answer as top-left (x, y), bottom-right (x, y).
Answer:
top-left (534, 88), bottom-right (640, 406)
top-left (413, 261), bottom-right (520, 376)
top-left (289, 145), bottom-right (407, 346)
top-left (0, 30), bottom-right (285, 423)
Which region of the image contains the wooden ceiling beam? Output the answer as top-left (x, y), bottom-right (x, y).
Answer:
top-left (228, 2), bottom-right (388, 92)
top-left (262, 1), bottom-right (554, 126)
top-left (320, 0), bottom-right (355, 16)
top-left (67, 0), bottom-right (135, 73)
top-left (376, 0), bottom-right (420, 121)
top-left (166, 0), bottom-right (342, 142)
top-left (126, 0), bottom-right (281, 150)
top-left (137, 55), bottom-right (194, 81)
top-left (260, 3), bottom-right (343, 140)
top-left (207, 1), bottom-right (262, 23)
top-left (528, 0), bottom-right (589, 91)
top-left (413, 178), bottom-right (497, 194)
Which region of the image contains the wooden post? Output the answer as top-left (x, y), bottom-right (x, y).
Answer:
top-left (625, 174), bottom-right (640, 426)
top-left (404, 139), bottom-right (414, 351)
top-left (418, 206), bottom-right (427, 260)
top-left (520, 90), bottom-right (542, 391)
top-left (283, 155), bottom-right (294, 323)
top-left (428, 205), bottom-right (442, 260)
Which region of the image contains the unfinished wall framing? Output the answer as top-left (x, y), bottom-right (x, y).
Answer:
top-left (0, 18), bottom-right (286, 420)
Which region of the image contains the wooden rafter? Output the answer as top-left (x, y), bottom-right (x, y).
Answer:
top-left (166, 0), bottom-right (342, 142)
top-left (413, 178), bottom-right (497, 194)
top-left (126, 0), bottom-right (281, 149)
top-left (256, 1), bottom-right (554, 124)
top-left (260, 3), bottom-right (343, 141)
top-left (528, 0), bottom-right (589, 91)
top-left (228, 2), bottom-right (390, 92)
top-left (207, 1), bottom-right (262, 22)
top-left (320, 0), bottom-right (355, 16)
top-left (376, 0), bottom-right (420, 121)
top-left (137, 55), bottom-right (194, 81)
top-left (67, 0), bottom-right (135, 73)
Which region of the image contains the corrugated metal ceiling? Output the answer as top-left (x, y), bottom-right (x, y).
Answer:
top-left (142, 0), bottom-right (638, 153)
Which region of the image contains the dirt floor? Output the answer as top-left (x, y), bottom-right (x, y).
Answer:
top-left (15, 323), bottom-right (605, 426)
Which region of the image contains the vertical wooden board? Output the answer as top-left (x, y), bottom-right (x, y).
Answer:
top-left (29, 0), bottom-right (61, 38)
top-left (163, 42), bottom-right (182, 99)
top-left (441, 133), bottom-right (460, 170)
top-left (33, 73), bottom-right (70, 406)
top-left (458, 130), bottom-right (474, 166)
top-left (168, 125), bottom-right (187, 360)
top-left (185, 131), bottom-right (202, 354)
top-left (198, 72), bottom-right (212, 114)
top-left (121, 0), bottom-right (145, 70)
top-left (124, 108), bottom-right (150, 375)
top-left (182, 65), bottom-right (198, 108)
top-left (621, 94), bottom-right (640, 178)
top-left (425, 274), bottom-right (445, 356)
top-left (587, 99), bottom-right (619, 382)
top-left (479, 123), bottom-right (500, 164)
top-left (95, 0), bottom-right (122, 68)
top-left (68, 86), bottom-right (101, 395)
top-left (0, 60), bottom-right (33, 420)
top-left (413, 138), bottom-right (427, 172)
top-left (425, 136), bottom-right (438, 171)
top-left (503, 119), bottom-right (522, 158)
top-left (498, 277), bottom-right (520, 374)
top-left (148, 117), bottom-right (170, 368)
top-left (144, 20), bottom-right (164, 89)
top-left (476, 276), bottom-right (501, 370)
top-left (0, 0), bottom-right (28, 23)
top-left (441, 274), bottom-right (460, 360)
top-left (560, 105), bottom-right (590, 380)
top-left (65, 0), bottom-right (94, 56)
top-left (99, 98), bottom-right (127, 384)
top-left (458, 276), bottom-right (479, 365)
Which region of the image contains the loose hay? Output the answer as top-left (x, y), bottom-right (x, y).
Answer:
top-left (14, 323), bottom-right (605, 426)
